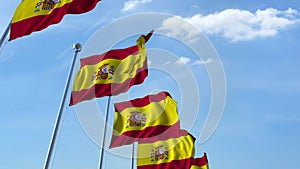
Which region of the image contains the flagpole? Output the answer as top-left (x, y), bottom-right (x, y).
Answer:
top-left (99, 96), bottom-right (111, 169)
top-left (43, 43), bottom-right (82, 169)
top-left (0, 23), bottom-right (10, 53)
top-left (1, 0), bottom-right (23, 51)
top-left (131, 142), bottom-right (135, 169)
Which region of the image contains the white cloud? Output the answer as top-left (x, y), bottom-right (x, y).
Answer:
top-left (193, 58), bottom-right (215, 65)
top-left (166, 57), bottom-right (215, 66)
top-left (163, 60), bottom-right (172, 66)
top-left (159, 16), bottom-right (201, 44)
top-left (176, 57), bottom-right (191, 65)
top-left (122, 0), bottom-right (152, 12)
top-left (159, 8), bottom-right (299, 41)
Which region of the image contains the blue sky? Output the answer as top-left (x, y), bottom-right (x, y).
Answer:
top-left (0, 0), bottom-right (300, 169)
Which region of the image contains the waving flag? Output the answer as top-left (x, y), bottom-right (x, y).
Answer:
top-left (10, 0), bottom-right (100, 40)
top-left (137, 130), bottom-right (195, 169)
top-left (191, 153), bottom-right (209, 169)
top-left (70, 31), bottom-right (153, 105)
top-left (110, 91), bottom-right (180, 148)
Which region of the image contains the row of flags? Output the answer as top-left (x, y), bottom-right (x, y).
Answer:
top-left (8, 1), bottom-right (211, 168)
top-left (111, 92), bottom-right (209, 169)
top-left (68, 31), bottom-right (210, 168)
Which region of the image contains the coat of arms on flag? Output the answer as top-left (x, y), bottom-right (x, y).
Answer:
top-left (126, 111), bottom-right (146, 128)
top-left (35, 0), bottom-right (62, 12)
top-left (91, 63), bottom-right (115, 83)
top-left (151, 145), bottom-right (169, 162)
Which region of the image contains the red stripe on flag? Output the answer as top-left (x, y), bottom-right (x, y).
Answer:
top-left (114, 91), bottom-right (171, 113)
top-left (80, 46), bottom-right (139, 68)
top-left (110, 121), bottom-right (181, 148)
top-left (138, 129), bottom-right (192, 144)
top-left (137, 157), bottom-right (194, 169)
top-left (143, 30), bottom-right (154, 42)
top-left (193, 153), bottom-right (208, 167)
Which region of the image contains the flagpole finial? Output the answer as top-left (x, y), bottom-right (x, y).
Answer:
top-left (73, 43), bottom-right (82, 52)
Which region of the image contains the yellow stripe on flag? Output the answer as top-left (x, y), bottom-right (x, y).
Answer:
top-left (137, 134), bottom-right (195, 166)
top-left (12, 0), bottom-right (74, 23)
top-left (113, 96), bottom-right (178, 136)
top-left (191, 164), bottom-right (209, 169)
top-left (72, 47), bottom-right (146, 91)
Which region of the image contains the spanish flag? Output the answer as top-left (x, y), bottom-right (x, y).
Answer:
top-left (137, 130), bottom-right (195, 169)
top-left (10, 0), bottom-right (100, 40)
top-left (191, 153), bottom-right (209, 169)
top-left (70, 31), bottom-right (153, 106)
top-left (110, 91), bottom-right (180, 148)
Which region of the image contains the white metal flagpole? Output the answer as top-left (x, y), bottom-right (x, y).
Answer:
top-left (43, 43), bottom-right (82, 169)
top-left (98, 96), bottom-right (111, 169)
top-left (0, 0), bottom-right (23, 53)
top-left (0, 23), bottom-right (10, 53)
top-left (131, 142), bottom-right (135, 169)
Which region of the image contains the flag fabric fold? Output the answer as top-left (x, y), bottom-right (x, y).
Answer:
top-left (10, 0), bottom-right (100, 40)
top-left (70, 31), bottom-right (153, 106)
top-left (137, 130), bottom-right (195, 169)
top-left (191, 153), bottom-right (209, 169)
top-left (110, 91), bottom-right (180, 148)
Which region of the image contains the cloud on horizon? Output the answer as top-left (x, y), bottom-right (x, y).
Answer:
top-left (159, 8), bottom-right (299, 41)
top-left (176, 57), bottom-right (191, 65)
top-left (168, 57), bottom-right (215, 66)
top-left (193, 58), bottom-right (216, 65)
top-left (122, 0), bottom-right (152, 12)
